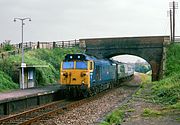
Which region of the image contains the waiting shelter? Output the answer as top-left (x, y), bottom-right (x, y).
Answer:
top-left (19, 64), bottom-right (48, 89)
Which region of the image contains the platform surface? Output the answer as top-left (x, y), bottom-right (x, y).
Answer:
top-left (0, 84), bottom-right (61, 103)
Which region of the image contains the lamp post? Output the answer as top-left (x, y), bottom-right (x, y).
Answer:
top-left (14, 18), bottom-right (31, 89)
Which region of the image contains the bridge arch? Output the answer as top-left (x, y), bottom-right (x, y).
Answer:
top-left (79, 36), bottom-right (170, 81)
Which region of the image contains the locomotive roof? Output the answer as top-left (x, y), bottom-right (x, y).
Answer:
top-left (64, 53), bottom-right (110, 62)
top-left (64, 53), bottom-right (96, 61)
top-left (64, 53), bottom-right (120, 65)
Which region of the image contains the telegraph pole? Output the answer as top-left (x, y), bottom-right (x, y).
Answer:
top-left (169, 1), bottom-right (178, 42)
top-left (168, 9), bottom-right (173, 41)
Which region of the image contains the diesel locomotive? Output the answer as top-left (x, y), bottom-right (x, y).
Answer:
top-left (60, 53), bottom-right (134, 97)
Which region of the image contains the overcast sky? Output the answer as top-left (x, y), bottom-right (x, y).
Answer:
top-left (112, 55), bottom-right (147, 63)
top-left (0, 0), bottom-right (179, 43)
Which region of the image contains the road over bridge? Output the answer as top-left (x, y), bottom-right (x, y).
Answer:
top-left (79, 36), bottom-right (170, 81)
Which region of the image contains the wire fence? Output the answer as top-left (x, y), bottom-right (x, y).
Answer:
top-left (0, 39), bottom-right (79, 59)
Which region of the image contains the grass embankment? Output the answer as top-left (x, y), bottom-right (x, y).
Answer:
top-left (0, 47), bottom-right (82, 92)
top-left (152, 43), bottom-right (180, 106)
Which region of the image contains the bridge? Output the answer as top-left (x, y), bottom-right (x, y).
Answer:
top-left (79, 36), bottom-right (171, 81)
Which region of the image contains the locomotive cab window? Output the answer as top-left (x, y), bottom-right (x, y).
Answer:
top-left (62, 61), bottom-right (74, 69)
top-left (120, 65), bottom-right (124, 72)
top-left (76, 61), bottom-right (87, 69)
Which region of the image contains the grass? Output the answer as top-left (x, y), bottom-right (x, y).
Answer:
top-left (176, 117), bottom-right (180, 121)
top-left (166, 102), bottom-right (180, 110)
top-left (152, 43), bottom-right (180, 105)
top-left (100, 109), bottom-right (125, 125)
top-left (0, 70), bottom-right (18, 92)
top-left (152, 74), bottom-right (180, 105)
top-left (142, 108), bottom-right (162, 117)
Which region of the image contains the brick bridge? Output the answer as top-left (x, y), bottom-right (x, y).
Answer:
top-left (79, 36), bottom-right (171, 81)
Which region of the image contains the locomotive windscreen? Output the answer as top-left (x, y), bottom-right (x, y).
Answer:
top-left (65, 54), bottom-right (86, 61)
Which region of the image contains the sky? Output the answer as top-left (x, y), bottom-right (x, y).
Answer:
top-left (112, 55), bottom-right (147, 63)
top-left (0, 0), bottom-right (179, 44)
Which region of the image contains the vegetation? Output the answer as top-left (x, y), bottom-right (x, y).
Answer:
top-left (152, 43), bottom-right (180, 105)
top-left (100, 109), bottom-right (124, 125)
top-left (142, 108), bottom-right (162, 117)
top-left (0, 70), bottom-right (18, 92)
top-left (0, 40), bottom-right (15, 52)
top-left (0, 47), bottom-right (82, 91)
top-left (138, 72), bottom-right (152, 84)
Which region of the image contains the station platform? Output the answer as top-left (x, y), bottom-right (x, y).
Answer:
top-left (0, 84), bottom-right (61, 103)
top-left (0, 84), bottom-right (62, 115)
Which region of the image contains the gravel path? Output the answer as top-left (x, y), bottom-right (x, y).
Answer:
top-left (39, 76), bottom-right (140, 125)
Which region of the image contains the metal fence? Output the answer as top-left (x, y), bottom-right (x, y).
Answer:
top-left (13, 39), bottom-right (79, 49)
top-left (0, 39), bottom-right (79, 59)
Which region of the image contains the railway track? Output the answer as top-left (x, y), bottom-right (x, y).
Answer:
top-left (0, 99), bottom-right (71, 125)
top-left (0, 91), bottom-right (106, 125)
top-left (0, 83), bottom-right (140, 125)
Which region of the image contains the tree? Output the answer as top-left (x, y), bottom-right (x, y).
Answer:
top-left (3, 40), bottom-right (14, 51)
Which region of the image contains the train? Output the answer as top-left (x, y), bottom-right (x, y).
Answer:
top-left (60, 53), bottom-right (134, 97)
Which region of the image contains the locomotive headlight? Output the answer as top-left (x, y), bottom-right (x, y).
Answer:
top-left (62, 72), bottom-right (68, 77)
top-left (81, 72), bottom-right (86, 77)
top-left (81, 72), bottom-right (89, 77)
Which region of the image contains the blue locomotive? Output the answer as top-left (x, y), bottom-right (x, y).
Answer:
top-left (60, 53), bottom-right (134, 97)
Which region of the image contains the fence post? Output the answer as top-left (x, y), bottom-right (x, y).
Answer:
top-left (53, 42), bottom-right (56, 49)
top-left (62, 41), bottom-right (64, 48)
top-left (30, 42), bottom-right (32, 50)
top-left (19, 43), bottom-right (21, 49)
top-left (37, 41), bottom-right (40, 49)
top-left (75, 39), bottom-right (76, 46)
top-left (68, 41), bottom-right (70, 47)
